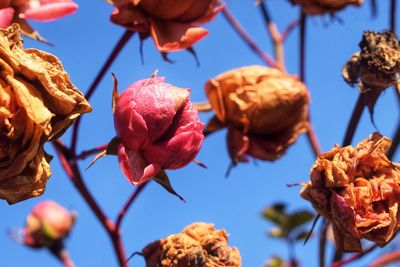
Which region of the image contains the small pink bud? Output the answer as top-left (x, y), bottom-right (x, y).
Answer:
top-left (114, 76), bottom-right (204, 184)
top-left (22, 201), bottom-right (76, 248)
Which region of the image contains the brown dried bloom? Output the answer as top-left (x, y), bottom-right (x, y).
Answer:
top-left (0, 24), bottom-right (92, 204)
top-left (290, 0), bottom-right (363, 15)
top-left (205, 65), bottom-right (310, 164)
top-left (342, 31), bottom-right (400, 115)
top-left (142, 222), bottom-right (241, 267)
top-left (301, 133), bottom-right (400, 252)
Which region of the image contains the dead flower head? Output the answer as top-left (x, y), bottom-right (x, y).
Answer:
top-left (205, 65), bottom-right (310, 164)
top-left (0, 24), bottom-right (91, 204)
top-left (301, 133), bottom-right (400, 252)
top-left (290, 0), bottom-right (363, 15)
top-left (143, 222), bottom-right (241, 267)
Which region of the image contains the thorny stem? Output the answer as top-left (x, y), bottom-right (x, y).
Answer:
top-left (115, 183), bottom-right (148, 230)
top-left (53, 140), bottom-right (128, 267)
top-left (331, 245), bottom-right (377, 267)
top-left (221, 7), bottom-right (277, 68)
top-left (71, 30), bottom-right (134, 154)
top-left (390, 0), bottom-right (397, 33)
top-left (369, 249), bottom-right (400, 267)
top-left (342, 94), bottom-right (365, 146)
top-left (75, 144), bottom-right (108, 161)
top-left (257, 0), bottom-right (286, 71)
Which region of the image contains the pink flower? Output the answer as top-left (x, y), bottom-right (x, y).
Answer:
top-left (22, 201), bottom-right (76, 248)
top-left (114, 77), bottom-right (204, 184)
top-left (108, 0), bottom-right (223, 52)
top-left (0, 0), bottom-right (78, 41)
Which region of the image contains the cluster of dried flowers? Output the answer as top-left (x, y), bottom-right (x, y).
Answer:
top-left (143, 222), bottom-right (241, 267)
top-left (0, 24), bottom-right (91, 204)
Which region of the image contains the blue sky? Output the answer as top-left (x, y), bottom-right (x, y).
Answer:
top-left (0, 1), bottom-right (399, 266)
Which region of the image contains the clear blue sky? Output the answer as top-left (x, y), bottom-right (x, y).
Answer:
top-left (1, 1), bottom-right (398, 266)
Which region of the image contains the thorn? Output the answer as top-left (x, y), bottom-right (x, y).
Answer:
top-left (225, 162), bottom-right (235, 177)
top-left (161, 52), bottom-right (175, 63)
top-left (150, 69), bottom-right (159, 78)
top-left (186, 47), bottom-right (200, 67)
top-left (193, 159), bottom-right (207, 169)
top-left (125, 251), bottom-right (144, 263)
top-left (303, 214), bottom-right (320, 245)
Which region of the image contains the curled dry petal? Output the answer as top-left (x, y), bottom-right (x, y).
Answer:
top-left (109, 0), bottom-right (222, 52)
top-left (143, 222), bottom-right (242, 267)
top-left (0, 24), bottom-right (91, 204)
top-left (301, 133), bottom-right (400, 252)
top-left (205, 65), bottom-right (310, 163)
top-left (290, 0), bottom-right (363, 15)
top-left (23, 200), bottom-right (76, 248)
top-left (114, 76), bottom-right (204, 185)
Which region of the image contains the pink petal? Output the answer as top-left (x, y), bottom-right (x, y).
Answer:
top-left (0, 8), bottom-right (14, 29)
top-left (118, 146), bottom-right (160, 185)
top-left (143, 129), bottom-right (204, 169)
top-left (150, 19), bottom-right (208, 52)
top-left (21, 2), bottom-right (78, 21)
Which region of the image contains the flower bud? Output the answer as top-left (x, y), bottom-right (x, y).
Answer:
top-left (0, 25), bottom-right (91, 204)
top-left (205, 65), bottom-right (309, 163)
top-left (22, 201), bottom-right (76, 248)
top-left (143, 222), bottom-right (241, 267)
top-left (290, 0), bottom-right (363, 15)
top-left (114, 76), bottom-right (204, 184)
top-left (301, 133), bottom-right (400, 252)
top-left (109, 0), bottom-right (223, 52)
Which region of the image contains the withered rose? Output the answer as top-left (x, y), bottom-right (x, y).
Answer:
top-left (0, 24), bottom-right (91, 204)
top-left (205, 65), bottom-right (310, 164)
top-left (301, 133), bottom-right (400, 252)
top-left (143, 222), bottom-right (241, 267)
top-left (290, 0), bottom-right (363, 15)
top-left (108, 0), bottom-right (223, 52)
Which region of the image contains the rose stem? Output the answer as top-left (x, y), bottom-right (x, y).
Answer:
top-left (49, 241), bottom-right (76, 267)
top-left (341, 94), bottom-right (365, 147)
top-left (390, 0), bottom-right (397, 33)
top-left (369, 249), bottom-right (400, 267)
top-left (388, 122), bottom-right (400, 159)
top-left (331, 245), bottom-right (377, 267)
top-left (53, 140), bottom-right (128, 267)
top-left (256, 0), bottom-right (286, 71)
top-left (70, 30), bottom-right (134, 154)
top-left (221, 7), bottom-right (278, 68)
top-left (115, 182), bottom-right (148, 231)
top-left (75, 144), bottom-right (108, 161)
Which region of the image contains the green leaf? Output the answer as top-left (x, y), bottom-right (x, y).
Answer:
top-left (287, 210), bottom-right (314, 231)
top-left (262, 203), bottom-right (288, 227)
top-left (268, 227), bottom-right (287, 239)
top-left (154, 170), bottom-right (185, 202)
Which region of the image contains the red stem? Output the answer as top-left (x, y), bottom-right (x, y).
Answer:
top-left (70, 30), bottom-right (134, 153)
top-left (115, 183), bottom-right (148, 230)
top-left (75, 144), bottom-right (108, 161)
top-left (369, 249), bottom-right (400, 267)
top-left (388, 121), bottom-right (400, 159)
top-left (331, 245), bottom-right (377, 267)
top-left (221, 7), bottom-right (277, 68)
top-left (390, 0), bottom-right (397, 32)
top-left (58, 249), bottom-right (76, 267)
top-left (342, 94), bottom-right (365, 146)
top-left (53, 140), bottom-right (127, 267)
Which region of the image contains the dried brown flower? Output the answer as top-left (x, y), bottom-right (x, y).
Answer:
top-left (0, 24), bottom-right (92, 204)
top-left (142, 222), bottom-right (242, 267)
top-left (205, 65), bottom-right (310, 164)
top-left (301, 133), bottom-right (400, 252)
top-left (290, 0), bottom-right (363, 15)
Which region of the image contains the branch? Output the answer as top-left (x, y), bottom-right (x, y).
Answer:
top-left (331, 245), bottom-right (377, 267)
top-left (75, 144), bottom-right (108, 161)
top-left (71, 30), bottom-right (134, 153)
top-left (369, 249), bottom-right (400, 267)
top-left (388, 121), bottom-right (400, 160)
top-left (115, 182), bottom-right (148, 231)
top-left (221, 7), bottom-right (277, 68)
top-left (390, 0), bottom-right (397, 32)
top-left (342, 94), bottom-right (365, 146)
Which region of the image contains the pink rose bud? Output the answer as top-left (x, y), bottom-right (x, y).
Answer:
top-left (0, 7), bottom-right (14, 28)
top-left (22, 201), bottom-right (76, 248)
top-left (114, 76), bottom-right (204, 185)
top-left (19, 0), bottom-right (78, 21)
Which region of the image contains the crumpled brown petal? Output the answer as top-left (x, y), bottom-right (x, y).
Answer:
top-left (205, 65), bottom-right (310, 163)
top-left (0, 24), bottom-right (91, 204)
top-left (290, 0), bottom-right (363, 15)
top-left (143, 222), bottom-right (242, 267)
top-left (301, 133), bottom-right (400, 252)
